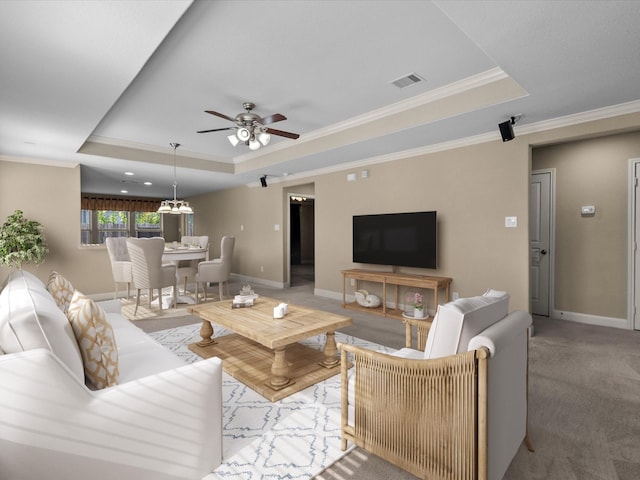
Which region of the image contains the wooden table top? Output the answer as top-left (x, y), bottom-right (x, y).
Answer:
top-left (188, 296), bottom-right (352, 349)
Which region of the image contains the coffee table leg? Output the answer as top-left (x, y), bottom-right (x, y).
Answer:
top-left (270, 347), bottom-right (291, 388)
top-left (196, 320), bottom-right (217, 347)
top-left (321, 331), bottom-right (340, 368)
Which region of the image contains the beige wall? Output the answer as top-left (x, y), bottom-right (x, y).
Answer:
top-left (533, 131), bottom-right (640, 318)
top-left (188, 137), bottom-right (531, 312)
top-left (0, 160), bottom-right (113, 294)
top-left (3, 111), bottom-right (640, 322)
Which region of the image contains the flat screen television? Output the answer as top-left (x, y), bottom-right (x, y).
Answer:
top-left (352, 211), bottom-right (437, 269)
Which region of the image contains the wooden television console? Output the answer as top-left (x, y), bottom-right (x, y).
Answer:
top-left (341, 269), bottom-right (452, 320)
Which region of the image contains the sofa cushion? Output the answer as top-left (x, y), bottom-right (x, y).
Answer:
top-left (67, 290), bottom-right (119, 389)
top-left (0, 270), bottom-right (84, 381)
top-left (423, 290), bottom-right (509, 359)
top-left (46, 270), bottom-right (75, 313)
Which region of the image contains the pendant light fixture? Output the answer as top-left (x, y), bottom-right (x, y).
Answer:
top-left (157, 142), bottom-right (193, 215)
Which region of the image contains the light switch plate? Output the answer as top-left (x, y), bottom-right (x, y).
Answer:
top-left (581, 205), bottom-right (596, 216)
top-left (505, 216), bottom-right (518, 228)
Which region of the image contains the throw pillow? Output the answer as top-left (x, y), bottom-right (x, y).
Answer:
top-left (67, 290), bottom-right (119, 389)
top-left (46, 271), bottom-right (75, 313)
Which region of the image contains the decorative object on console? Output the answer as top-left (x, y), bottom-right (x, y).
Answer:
top-left (0, 209), bottom-right (48, 269)
top-left (354, 289), bottom-right (381, 308)
top-left (409, 291), bottom-right (425, 319)
top-left (157, 142), bottom-right (193, 214)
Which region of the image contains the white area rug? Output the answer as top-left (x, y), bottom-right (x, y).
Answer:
top-left (150, 323), bottom-right (394, 479)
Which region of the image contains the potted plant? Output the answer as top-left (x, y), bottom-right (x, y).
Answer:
top-left (0, 210), bottom-right (49, 269)
top-left (406, 291), bottom-right (424, 319)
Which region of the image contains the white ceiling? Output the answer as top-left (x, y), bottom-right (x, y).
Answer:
top-left (2, 0), bottom-right (640, 199)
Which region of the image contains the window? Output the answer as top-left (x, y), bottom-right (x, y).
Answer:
top-left (80, 194), bottom-right (165, 245)
top-left (81, 210), bottom-right (163, 245)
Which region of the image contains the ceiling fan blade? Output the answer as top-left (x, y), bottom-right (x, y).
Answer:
top-left (264, 127), bottom-right (300, 140)
top-left (197, 127), bottom-right (234, 133)
top-left (259, 113), bottom-right (287, 125)
top-left (205, 110), bottom-right (237, 123)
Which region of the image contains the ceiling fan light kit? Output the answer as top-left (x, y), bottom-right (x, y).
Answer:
top-left (200, 102), bottom-right (299, 151)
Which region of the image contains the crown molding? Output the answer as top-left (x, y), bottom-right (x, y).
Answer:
top-left (236, 67), bottom-right (511, 164)
top-left (0, 155), bottom-right (79, 169)
top-left (250, 99), bottom-right (640, 188)
top-left (516, 99), bottom-right (640, 136)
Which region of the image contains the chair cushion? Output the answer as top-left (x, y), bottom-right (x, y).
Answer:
top-left (46, 270), bottom-right (75, 313)
top-left (423, 290), bottom-right (509, 359)
top-left (0, 270), bottom-right (84, 382)
top-left (67, 290), bottom-right (119, 389)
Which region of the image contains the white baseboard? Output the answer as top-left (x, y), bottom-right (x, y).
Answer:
top-left (551, 309), bottom-right (630, 330)
top-left (230, 273), bottom-right (285, 290)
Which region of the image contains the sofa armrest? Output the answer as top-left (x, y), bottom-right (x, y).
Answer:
top-left (96, 299), bottom-right (122, 314)
top-left (0, 349), bottom-right (222, 480)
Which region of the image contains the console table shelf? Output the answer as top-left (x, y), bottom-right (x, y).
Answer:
top-left (341, 269), bottom-right (452, 320)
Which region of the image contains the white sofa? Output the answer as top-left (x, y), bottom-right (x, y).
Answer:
top-left (0, 270), bottom-right (223, 480)
top-left (341, 290), bottom-right (533, 480)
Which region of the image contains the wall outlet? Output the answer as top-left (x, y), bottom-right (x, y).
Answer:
top-left (260, 266), bottom-right (264, 273)
top-left (452, 291), bottom-right (460, 300)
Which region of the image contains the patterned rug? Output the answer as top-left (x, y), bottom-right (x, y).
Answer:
top-left (120, 294), bottom-right (219, 320)
top-left (150, 323), bottom-right (394, 480)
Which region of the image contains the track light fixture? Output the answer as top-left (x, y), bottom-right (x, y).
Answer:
top-left (260, 175), bottom-right (268, 188)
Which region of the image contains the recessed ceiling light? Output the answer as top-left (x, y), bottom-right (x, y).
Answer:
top-left (120, 190), bottom-right (128, 194)
top-left (144, 181), bottom-right (152, 186)
top-left (124, 172), bottom-right (134, 176)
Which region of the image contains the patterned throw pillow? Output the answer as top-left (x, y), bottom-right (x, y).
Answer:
top-left (46, 271), bottom-right (75, 313)
top-left (67, 290), bottom-right (119, 389)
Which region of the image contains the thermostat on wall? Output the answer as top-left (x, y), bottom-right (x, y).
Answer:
top-left (581, 205), bottom-right (596, 216)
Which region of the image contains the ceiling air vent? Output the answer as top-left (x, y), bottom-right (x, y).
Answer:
top-left (390, 72), bottom-right (425, 89)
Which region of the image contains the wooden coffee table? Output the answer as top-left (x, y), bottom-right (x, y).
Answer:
top-left (187, 296), bottom-right (352, 401)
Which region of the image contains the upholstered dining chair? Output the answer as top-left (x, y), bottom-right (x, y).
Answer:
top-left (105, 236), bottom-right (133, 300)
top-left (176, 235), bottom-right (209, 295)
top-left (126, 237), bottom-right (177, 315)
top-left (195, 235), bottom-right (235, 302)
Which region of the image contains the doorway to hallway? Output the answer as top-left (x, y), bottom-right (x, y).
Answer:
top-left (289, 195), bottom-right (315, 287)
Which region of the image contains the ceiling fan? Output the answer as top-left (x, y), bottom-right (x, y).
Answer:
top-left (197, 102), bottom-right (300, 150)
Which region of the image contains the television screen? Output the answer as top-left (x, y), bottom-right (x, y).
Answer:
top-left (353, 211), bottom-right (437, 269)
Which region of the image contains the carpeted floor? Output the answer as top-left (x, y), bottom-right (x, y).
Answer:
top-left (139, 270), bottom-right (640, 480)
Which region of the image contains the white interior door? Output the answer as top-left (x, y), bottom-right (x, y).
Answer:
top-left (633, 162), bottom-right (640, 329)
top-left (530, 171), bottom-right (552, 316)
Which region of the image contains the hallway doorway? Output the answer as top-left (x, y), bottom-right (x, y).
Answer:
top-left (289, 194), bottom-right (315, 287)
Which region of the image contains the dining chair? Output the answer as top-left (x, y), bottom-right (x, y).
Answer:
top-left (176, 235), bottom-right (209, 295)
top-left (105, 236), bottom-right (133, 300)
top-left (195, 235), bottom-right (235, 302)
top-left (126, 237), bottom-right (177, 315)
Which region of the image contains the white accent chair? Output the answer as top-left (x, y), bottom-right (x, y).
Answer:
top-left (340, 290), bottom-right (534, 480)
top-left (196, 235), bottom-right (235, 302)
top-left (126, 237), bottom-right (177, 315)
top-left (176, 235), bottom-right (209, 295)
top-left (105, 236), bottom-right (133, 299)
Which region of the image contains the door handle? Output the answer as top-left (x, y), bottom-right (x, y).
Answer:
top-left (541, 249), bottom-right (548, 255)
